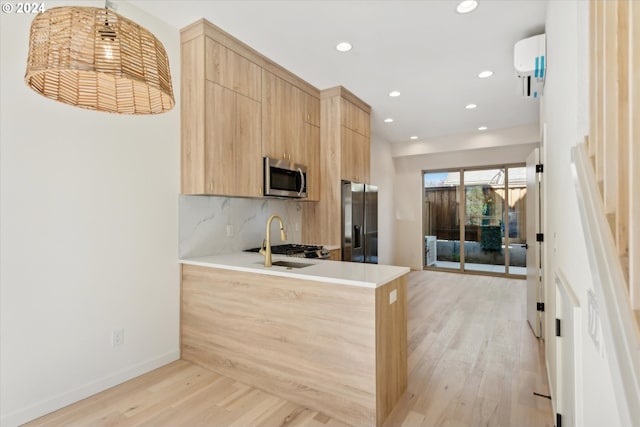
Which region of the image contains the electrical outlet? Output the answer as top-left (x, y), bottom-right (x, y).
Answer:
top-left (226, 224), bottom-right (233, 237)
top-left (389, 289), bottom-right (397, 304)
top-left (112, 328), bottom-right (124, 347)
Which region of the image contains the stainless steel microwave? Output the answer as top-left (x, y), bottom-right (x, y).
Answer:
top-left (264, 157), bottom-right (307, 198)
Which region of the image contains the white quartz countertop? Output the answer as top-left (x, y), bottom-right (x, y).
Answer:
top-left (179, 252), bottom-right (410, 288)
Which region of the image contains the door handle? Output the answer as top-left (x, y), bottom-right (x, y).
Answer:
top-left (523, 243), bottom-right (529, 249)
top-left (354, 225), bottom-right (362, 249)
top-left (297, 167), bottom-right (305, 196)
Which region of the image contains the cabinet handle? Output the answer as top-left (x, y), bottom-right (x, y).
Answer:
top-left (209, 182), bottom-right (213, 192)
top-left (258, 187), bottom-right (262, 195)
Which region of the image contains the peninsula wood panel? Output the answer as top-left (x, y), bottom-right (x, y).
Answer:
top-left (375, 276), bottom-right (408, 425)
top-left (181, 265), bottom-right (378, 426)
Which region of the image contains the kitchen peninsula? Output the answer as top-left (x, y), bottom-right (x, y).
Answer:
top-left (179, 253), bottom-right (409, 427)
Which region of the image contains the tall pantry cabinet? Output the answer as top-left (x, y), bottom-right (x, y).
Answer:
top-left (302, 87), bottom-right (371, 249)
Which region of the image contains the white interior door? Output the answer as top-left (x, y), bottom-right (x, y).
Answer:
top-left (526, 148), bottom-right (542, 337)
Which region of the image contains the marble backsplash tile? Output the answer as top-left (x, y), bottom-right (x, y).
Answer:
top-left (179, 195), bottom-right (303, 258)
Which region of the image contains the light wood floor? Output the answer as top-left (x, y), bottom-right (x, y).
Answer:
top-left (24, 271), bottom-right (553, 427)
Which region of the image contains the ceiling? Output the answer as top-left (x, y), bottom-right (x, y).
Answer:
top-left (134, 0), bottom-right (548, 144)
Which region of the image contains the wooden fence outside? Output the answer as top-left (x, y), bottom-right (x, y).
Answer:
top-left (424, 186), bottom-right (527, 244)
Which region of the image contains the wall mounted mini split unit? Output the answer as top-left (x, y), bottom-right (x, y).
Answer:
top-left (514, 34), bottom-right (546, 98)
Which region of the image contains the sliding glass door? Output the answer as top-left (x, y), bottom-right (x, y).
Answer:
top-left (422, 164), bottom-right (527, 277)
top-left (423, 171), bottom-right (461, 269)
top-left (464, 168), bottom-right (506, 274)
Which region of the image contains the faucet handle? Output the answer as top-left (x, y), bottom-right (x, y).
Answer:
top-left (259, 239), bottom-right (266, 255)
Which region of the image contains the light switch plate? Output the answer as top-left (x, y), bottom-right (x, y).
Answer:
top-left (390, 289), bottom-right (397, 304)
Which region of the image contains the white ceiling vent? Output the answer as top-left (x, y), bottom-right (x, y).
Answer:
top-left (514, 34), bottom-right (546, 98)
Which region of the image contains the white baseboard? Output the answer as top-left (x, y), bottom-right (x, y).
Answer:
top-left (1, 349), bottom-right (180, 427)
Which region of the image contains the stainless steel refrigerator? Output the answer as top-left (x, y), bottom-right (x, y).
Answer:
top-left (341, 181), bottom-right (378, 264)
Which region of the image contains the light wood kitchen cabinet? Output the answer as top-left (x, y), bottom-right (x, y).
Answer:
top-left (262, 71), bottom-right (303, 163)
top-left (262, 71), bottom-right (320, 163)
top-left (304, 92), bottom-right (321, 126)
top-left (181, 26), bottom-right (262, 196)
top-left (181, 263), bottom-right (407, 427)
top-left (341, 98), bottom-right (370, 137)
top-left (205, 81), bottom-right (262, 197)
top-left (304, 122), bottom-right (320, 201)
top-left (328, 248), bottom-right (342, 260)
top-left (340, 126), bottom-right (370, 183)
top-left (302, 86), bottom-right (371, 246)
top-left (262, 70), bottom-right (321, 201)
top-left (205, 38), bottom-right (261, 101)
top-left (181, 19), bottom-right (321, 198)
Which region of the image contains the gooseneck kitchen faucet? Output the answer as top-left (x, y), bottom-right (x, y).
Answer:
top-left (260, 214), bottom-right (287, 267)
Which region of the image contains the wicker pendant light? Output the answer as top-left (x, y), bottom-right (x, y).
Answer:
top-left (25, 6), bottom-right (174, 114)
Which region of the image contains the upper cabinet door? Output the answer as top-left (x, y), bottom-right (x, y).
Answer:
top-left (205, 38), bottom-right (261, 101)
top-left (304, 93), bottom-right (320, 127)
top-left (204, 81), bottom-right (262, 197)
top-left (341, 99), bottom-right (370, 137)
top-left (262, 70), bottom-right (305, 163)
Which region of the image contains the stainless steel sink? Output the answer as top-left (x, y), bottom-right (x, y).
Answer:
top-left (255, 260), bottom-right (313, 269)
top-left (272, 260), bottom-right (314, 269)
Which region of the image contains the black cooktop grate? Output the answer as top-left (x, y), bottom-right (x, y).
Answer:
top-left (245, 244), bottom-right (323, 255)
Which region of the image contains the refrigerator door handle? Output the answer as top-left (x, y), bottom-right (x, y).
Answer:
top-left (354, 224), bottom-right (362, 249)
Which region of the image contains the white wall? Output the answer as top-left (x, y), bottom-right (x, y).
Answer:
top-left (370, 134), bottom-right (395, 265)
top-left (542, 1), bottom-right (621, 425)
top-left (391, 123), bottom-right (539, 158)
top-left (392, 139), bottom-right (539, 270)
top-left (0, 2), bottom-right (181, 426)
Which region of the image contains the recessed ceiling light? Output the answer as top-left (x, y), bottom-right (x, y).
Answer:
top-left (336, 42), bottom-right (352, 52)
top-left (384, 118), bottom-right (394, 123)
top-left (478, 70), bottom-right (493, 78)
top-left (410, 136), bottom-right (418, 140)
top-left (389, 91), bottom-right (401, 97)
top-left (478, 126), bottom-right (488, 131)
top-left (465, 103), bottom-right (477, 109)
top-left (456, 0), bottom-right (478, 14)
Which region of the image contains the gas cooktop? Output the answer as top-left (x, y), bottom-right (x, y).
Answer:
top-left (245, 244), bottom-right (329, 259)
